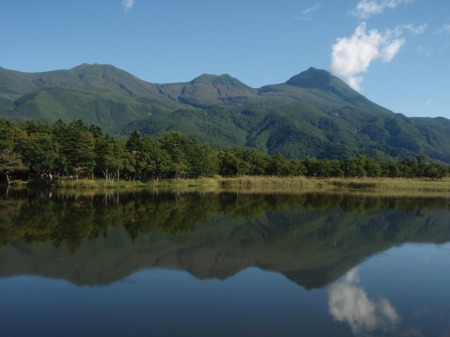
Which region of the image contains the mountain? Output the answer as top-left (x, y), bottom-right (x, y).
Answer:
top-left (1, 64), bottom-right (450, 162)
top-left (0, 64), bottom-right (185, 133)
top-left (160, 73), bottom-right (259, 108)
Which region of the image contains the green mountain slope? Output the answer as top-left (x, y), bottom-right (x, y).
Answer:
top-left (0, 64), bottom-right (185, 132)
top-left (161, 73), bottom-right (259, 108)
top-left (1, 64), bottom-right (449, 162)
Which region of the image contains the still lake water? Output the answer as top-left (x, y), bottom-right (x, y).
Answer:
top-left (1, 189), bottom-right (450, 337)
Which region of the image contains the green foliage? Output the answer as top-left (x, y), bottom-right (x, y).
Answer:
top-left (341, 157), bottom-right (366, 178)
top-left (138, 136), bottom-right (171, 179)
top-left (0, 119), bottom-right (14, 150)
top-left (1, 65), bottom-right (450, 164)
top-left (0, 119), bottom-right (449, 183)
top-left (0, 149), bottom-right (25, 184)
top-left (158, 131), bottom-right (218, 178)
top-left (217, 148), bottom-right (270, 176)
top-left (94, 134), bottom-right (128, 180)
top-left (422, 163), bottom-right (448, 180)
top-left (13, 122), bottom-right (57, 173)
top-left (266, 153), bottom-right (292, 176)
top-left (125, 129), bottom-right (142, 152)
top-left (57, 120), bottom-right (96, 175)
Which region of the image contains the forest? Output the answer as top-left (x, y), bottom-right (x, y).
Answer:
top-left (0, 119), bottom-right (449, 185)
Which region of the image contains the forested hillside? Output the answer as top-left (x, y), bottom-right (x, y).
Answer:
top-left (0, 119), bottom-right (448, 185)
top-left (1, 64), bottom-right (450, 162)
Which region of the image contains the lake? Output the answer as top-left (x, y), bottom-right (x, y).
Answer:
top-left (1, 189), bottom-right (450, 337)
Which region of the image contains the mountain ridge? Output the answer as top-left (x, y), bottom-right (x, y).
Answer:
top-left (1, 63), bottom-right (449, 162)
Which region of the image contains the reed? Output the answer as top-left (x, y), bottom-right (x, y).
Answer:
top-left (23, 176), bottom-right (450, 194)
top-left (50, 178), bottom-right (147, 189)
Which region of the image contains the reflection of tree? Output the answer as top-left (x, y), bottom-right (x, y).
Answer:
top-left (120, 193), bottom-right (214, 239)
top-left (327, 268), bottom-right (400, 335)
top-left (0, 190), bottom-right (449, 255)
top-left (1, 190), bottom-right (450, 287)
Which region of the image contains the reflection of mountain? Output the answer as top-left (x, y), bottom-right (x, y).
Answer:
top-left (0, 190), bottom-right (449, 289)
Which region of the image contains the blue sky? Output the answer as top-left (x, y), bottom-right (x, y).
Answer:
top-left (1, 0), bottom-right (449, 118)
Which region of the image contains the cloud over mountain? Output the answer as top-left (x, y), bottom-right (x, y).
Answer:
top-left (331, 0), bottom-right (426, 92)
top-left (330, 23), bottom-right (404, 91)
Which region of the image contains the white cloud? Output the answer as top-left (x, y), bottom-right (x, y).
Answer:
top-left (417, 45), bottom-right (434, 57)
top-left (296, 4), bottom-right (322, 22)
top-left (401, 23), bottom-right (427, 36)
top-left (439, 24), bottom-right (450, 34)
top-left (122, 0), bottom-right (135, 12)
top-left (330, 23), bottom-right (405, 91)
top-left (330, 22), bottom-right (426, 90)
top-left (328, 268), bottom-right (400, 335)
top-left (380, 38), bottom-right (404, 61)
top-left (353, 0), bottom-right (413, 20)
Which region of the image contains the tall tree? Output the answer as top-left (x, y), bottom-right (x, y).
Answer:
top-left (0, 119), bottom-right (14, 150)
top-left (14, 123), bottom-right (57, 175)
top-left (59, 120), bottom-right (96, 176)
top-left (266, 153), bottom-right (291, 176)
top-left (95, 134), bottom-right (118, 180)
top-left (125, 129), bottom-right (143, 152)
top-left (159, 132), bottom-right (190, 179)
top-left (187, 142), bottom-right (218, 178)
top-left (140, 136), bottom-right (171, 179)
top-left (0, 149), bottom-right (25, 185)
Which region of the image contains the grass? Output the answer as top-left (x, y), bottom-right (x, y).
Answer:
top-left (19, 176), bottom-right (450, 195)
top-left (325, 177), bottom-right (450, 192)
top-left (147, 178), bottom-right (220, 187)
top-left (216, 176), bottom-right (450, 196)
top-left (28, 178), bottom-right (147, 189)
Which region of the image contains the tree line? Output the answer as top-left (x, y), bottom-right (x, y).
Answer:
top-left (0, 119), bottom-right (448, 184)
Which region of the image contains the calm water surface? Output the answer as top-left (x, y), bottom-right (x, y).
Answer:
top-left (0, 189), bottom-right (450, 337)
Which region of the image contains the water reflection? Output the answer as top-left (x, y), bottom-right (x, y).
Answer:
top-left (1, 189), bottom-right (449, 288)
top-left (328, 268), bottom-right (400, 336)
top-left (1, 189), bottom-right (450, 336)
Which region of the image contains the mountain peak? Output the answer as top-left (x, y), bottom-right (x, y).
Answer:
top-left (285, 67), bottom-right (335, 89)
top-left (191, 73), bottom-right (252, 89)
top-left (72, 63), bottom-right (115, 70)
top-left (193, 73), bottom-right (230, 80)
top-left (71, 63), bottom-right (132, 79)
top-left (285, 67), bottom-right (363, 102)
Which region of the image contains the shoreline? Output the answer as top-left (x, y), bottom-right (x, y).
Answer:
top-left (8, 176), bottom-right (450, 195)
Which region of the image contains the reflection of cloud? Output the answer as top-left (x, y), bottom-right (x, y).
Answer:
top-left (328, 268), bottom-right (400, 335)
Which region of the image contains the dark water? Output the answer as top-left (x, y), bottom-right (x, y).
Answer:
top-left (1, 189), bottom-right (450, 337)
